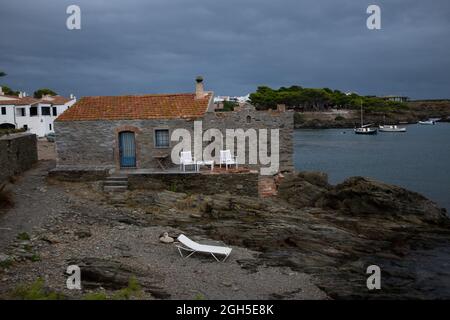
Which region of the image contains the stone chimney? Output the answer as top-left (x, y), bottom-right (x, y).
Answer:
top-left (70, 93), bottom-right (75, 100)
top-left (18, 92), bottom-right (24, 98)
top-left (0, 86), bottom-right (4, 96)
top-left (195, 76), bottom-right (206, 99)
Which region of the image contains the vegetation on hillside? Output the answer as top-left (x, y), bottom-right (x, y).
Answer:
top-left (34, 88), bottom-right (57, 98)
top-left (249, 85), bottom-right (407, 112)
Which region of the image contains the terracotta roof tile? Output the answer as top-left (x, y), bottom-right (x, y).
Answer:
top-left (56, 93), bottom-right (212, 121)
top-left (0, 95), bottom-right (71, 106)
top-left (40, 95), bottom-right (72, 105)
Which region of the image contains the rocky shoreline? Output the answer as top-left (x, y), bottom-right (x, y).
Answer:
top-left (294, 102), bottom-right (450, 129)
top-left (1, 162), bottom-right (450, 299)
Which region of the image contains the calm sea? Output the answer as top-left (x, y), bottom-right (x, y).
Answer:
top-left (294, 123), bottom-right (450, 212)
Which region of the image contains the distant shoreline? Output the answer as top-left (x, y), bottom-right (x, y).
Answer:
top-left (294, 100), bottom-right (450, 129)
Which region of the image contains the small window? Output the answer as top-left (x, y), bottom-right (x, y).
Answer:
top-left (16, 108), bottom-right (26, 117)
top-left (1, 107), bottom-right (6, 115)
top-left (41, 107), bottom-right (51, 116)
top-left (246, 115), bottom-right (251, 123)
top-left (52, 107), bottom-right (57, 116)
top-left (49, 124), bottom-right (52, 131)
top-left (30, 106), bottom-right (38, 116)
top-left (23, 125), bottom-right (28, 130)
top-left (155, 129), bottom-right (169, 148)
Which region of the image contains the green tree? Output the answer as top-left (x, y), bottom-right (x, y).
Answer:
top-left (34, 88), bottom-right (57, 98)
top-left (222, 100), bottom-right (237, 112)
top-left (0, 85), bottom-right (19, 96)
top-left (249, 85), bottom-right (407, 112)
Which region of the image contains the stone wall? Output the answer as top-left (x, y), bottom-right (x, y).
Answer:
top-left (48, 167), bottom-right (110, 182)
top-left (0, 133), bottom-right (38, 182)
top-left (203, 107), bottom-right (294, 172)
top-left (128, 172), bottom-right (259, 197)
top-left (55, 118), bottom-right (196, 170)
top-left (54, 107), bottom-right (294, 173)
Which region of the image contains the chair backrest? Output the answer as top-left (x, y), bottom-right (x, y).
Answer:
top-left (220, 150), bottom-right (232, 162)
top-left (180, 151), bottom-right (192, 162)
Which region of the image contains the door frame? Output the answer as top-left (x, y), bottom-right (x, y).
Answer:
top-left (119, 131), bottom-right (136, 168)
top-left (115, 126), bottom-right (141, 170)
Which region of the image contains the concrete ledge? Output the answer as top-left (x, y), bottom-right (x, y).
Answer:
top-left (128, 172), bottom-right (259, 197)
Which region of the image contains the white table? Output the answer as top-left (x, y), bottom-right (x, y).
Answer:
top-left (196, 160), bottom-right (214, 172)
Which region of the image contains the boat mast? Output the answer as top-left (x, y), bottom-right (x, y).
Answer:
top-left (360, 100), bottom-right (363, 127)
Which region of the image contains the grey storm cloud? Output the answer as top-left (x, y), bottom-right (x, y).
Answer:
top-left (0, 0), bottom-right (449, 99)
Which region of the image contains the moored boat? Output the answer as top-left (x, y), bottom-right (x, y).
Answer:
top-left (354, 101), bottom-right (377, 135)
top-left (355, 127), bottom-right (378, 134)
top-left (379, 125), bottom-right (407, 132)
top-left (419, 120), bottom-right (436, 125)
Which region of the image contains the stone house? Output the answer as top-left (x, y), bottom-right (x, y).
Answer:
top-left (54, 78), bottom-right (293, 175)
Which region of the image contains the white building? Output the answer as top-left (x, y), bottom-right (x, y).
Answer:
top-left (0, 87), bottom-right (76, 137)
top-left (213, 94), bottom-right (250, 104)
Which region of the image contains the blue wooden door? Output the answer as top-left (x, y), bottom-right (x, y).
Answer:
top-left (119, 131), bottom-right (136, 167)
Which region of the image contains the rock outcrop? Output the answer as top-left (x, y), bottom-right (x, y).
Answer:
top-left (127, 172), bottom-right (450, 299)
top-left (318, 176), bottom-right (448, 224)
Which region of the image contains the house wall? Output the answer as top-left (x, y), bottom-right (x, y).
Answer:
top-left (55, 119), bottom-right (196, 170)
top-left (54, 108), bottom-right (294, 173)
top-left (0, 105), bottom-right (16, 127)
top-left (0, 133), bottom-right (38, 183)
top-left (11, 101), bottom-right (75, 137)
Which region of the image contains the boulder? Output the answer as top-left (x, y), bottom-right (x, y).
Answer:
top-left (159, 232), bottom-right (174, 244)
top-left (277, 171), bottom-right (331, 208)
top-left (318, 177), bottom-right (448, 224)
top-left (68, 257), bottom-right (170, 299)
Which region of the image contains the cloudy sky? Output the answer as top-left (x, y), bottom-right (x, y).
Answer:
top-left (0, 0), bottom-right (449, 99)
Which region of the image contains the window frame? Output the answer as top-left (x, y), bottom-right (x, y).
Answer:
top-left (41, 106), bottom-right (51, 116)
top-left (1, 107), bottom-right (6, 115)
top-left (154, 128), bottom-right (170, 149)
top-left (30, 106), bottom-right (38, 117)
top-left (16, 108), bottom-right (26, 117)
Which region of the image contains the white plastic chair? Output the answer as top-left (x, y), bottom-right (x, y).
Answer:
top-left (180, 151), bottom-right (196, 171)
top-left (219, 150), bottom-right (238, 170)
top-left (175, 234), bottom-right (232, 262)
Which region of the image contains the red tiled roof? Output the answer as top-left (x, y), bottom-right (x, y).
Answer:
top-left (0, 95), bottom-right (71, 106)
top-left (40, 95), bottom-right (72, 105)
top-left (56, 93), bottom-right (212, 121)
top-left (14, 97), bottom-right (40, 105)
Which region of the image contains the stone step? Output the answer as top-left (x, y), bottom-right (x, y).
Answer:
top-left (103, 180), bottom-right (128, 186)
top-left (106, 176), bottom-right (128, 181)
top-left (104, 185), bottom-right (128, 192)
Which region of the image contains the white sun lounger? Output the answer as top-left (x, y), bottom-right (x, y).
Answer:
top-left (175, 234), bottom-right (232, 262)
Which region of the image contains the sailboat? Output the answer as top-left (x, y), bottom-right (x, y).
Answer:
top-left (354, 101), bottom-right (377, 135)
top-left (418, 120), bottom-right (436, 125)
top-left (379, 115), bottom-right (407, 132)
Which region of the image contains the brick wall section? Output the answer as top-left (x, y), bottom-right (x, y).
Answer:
top-left (128, 172), bottom-right (259, 197)
top-left (54, 108), bottom-right (294, 172)
top-left (0, 133), bottom-right (38, 182)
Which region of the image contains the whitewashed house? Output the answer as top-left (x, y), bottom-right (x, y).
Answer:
top-left (0, 87), bottom-right (76, 137)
